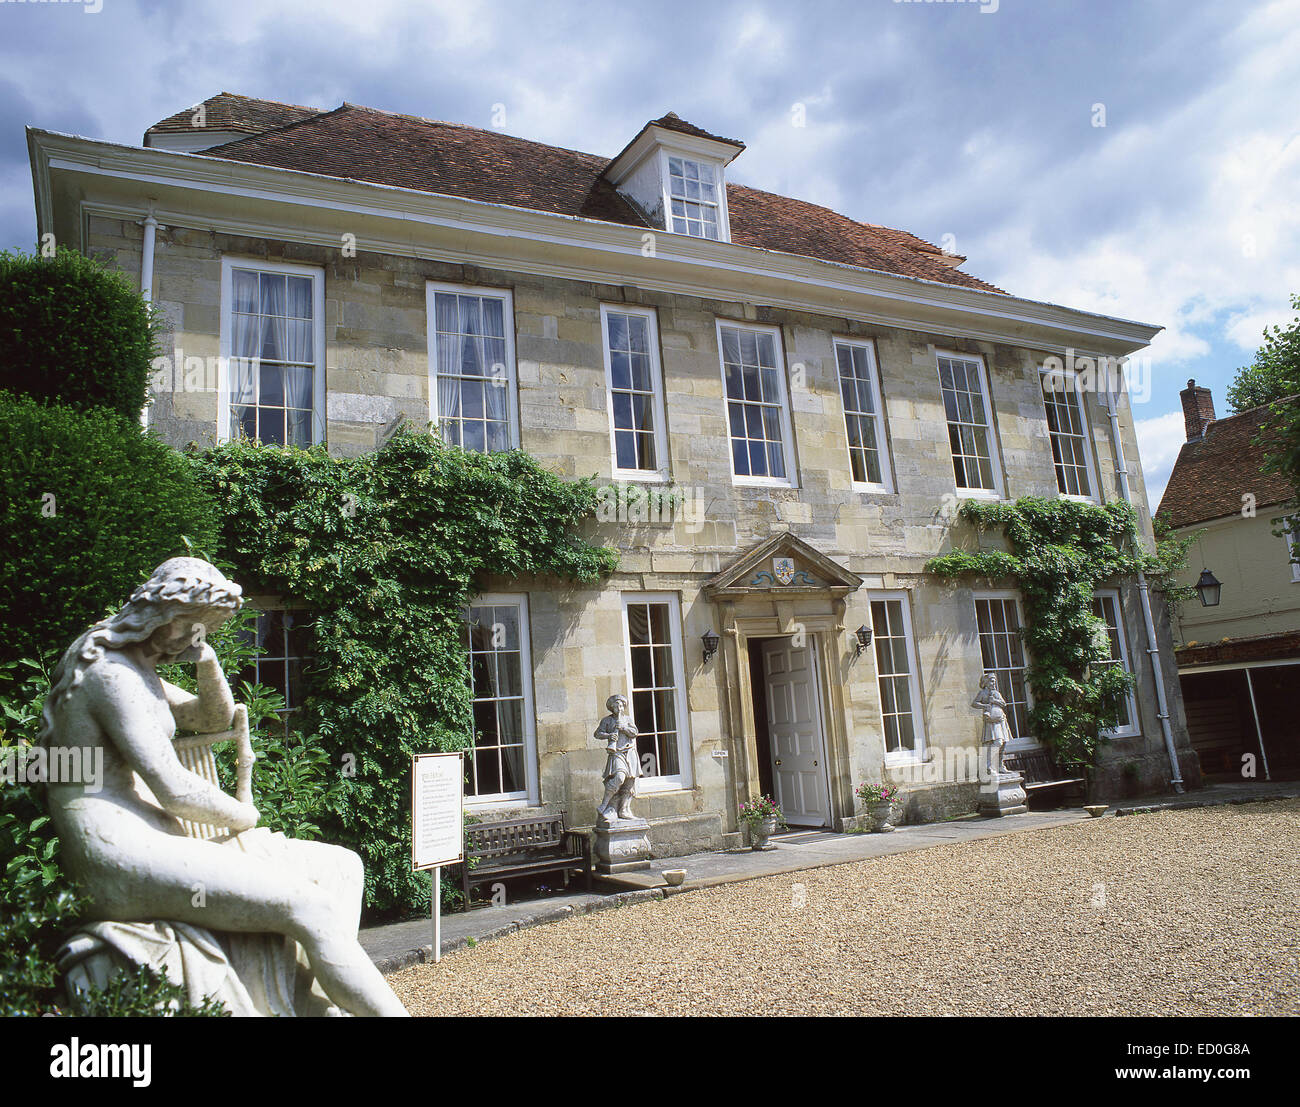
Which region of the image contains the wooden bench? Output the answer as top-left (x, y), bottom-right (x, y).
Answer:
top-left (461, 813), bottom-right (591, 910)
top-left (1005, 749), bottom-right (1086, 806)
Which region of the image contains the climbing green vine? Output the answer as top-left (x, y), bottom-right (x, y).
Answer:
top-left (184, 427), bottom-right (618, 917)
top-left (927, 496), bottom-right (1172, 768)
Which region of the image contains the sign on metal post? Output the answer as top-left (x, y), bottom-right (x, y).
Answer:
top-left (411, 752), bottom-right (464, 964)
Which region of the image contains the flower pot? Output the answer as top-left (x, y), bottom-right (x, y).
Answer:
top-left (866, 800), bottom-right (896, 833)
top-left (748, 814), bottom-right (778, 850)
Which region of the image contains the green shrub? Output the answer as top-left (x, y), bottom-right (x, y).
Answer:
top-left (0, 247), bottom-right (158, 422)
top-left (0, 391), bottom-right (217, 667)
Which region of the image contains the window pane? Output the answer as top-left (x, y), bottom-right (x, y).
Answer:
top-left (870, 598), bottom-right (921, 758)
top-left (938, 355), bottom-right (995, 490)
top-left (463, 601), bottom-right (531, 798)
top-left (605, 311), bottom-right (660, 471)
top-left (228, 266), bottom-right (319, 446)
top-left (434, 290), bottom-right (516, 453)
top-left (1042, 373), bottom-right (1093, 497)
top-left (625, 601), bottom-right (683, 780)
top-left (974, 597), bottom-right (1031, 742)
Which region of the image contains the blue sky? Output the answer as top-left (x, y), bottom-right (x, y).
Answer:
top-left (3, 0), bottom-right (1297, 512)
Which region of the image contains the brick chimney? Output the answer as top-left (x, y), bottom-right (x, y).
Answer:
top-left (1180, 379), bottom-right (1216, 441)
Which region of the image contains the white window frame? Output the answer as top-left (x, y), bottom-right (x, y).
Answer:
top-left (599, 304), bottom-right (670, 482)
top-left (237, 607), bottom-right (313, 737)
top-left (834, 336), bottom-right (894, 493)
top-left (716, 319), bottom-right (798, 488)
top-left (1040, 366), bottom-right (1100, 502)
top-left (1285, 523), bottom-right (1300, 584)
top-left (217, 256), bottom-right (327, 446)
top-left (936, 350), bottom-right (1003, 497)
top-left (425, 281), bottom-right (520, 452)
top-left (462, 592), bottom-right (539, 810)
top-left (619, 592), bottom-right (693, 793)
top-left (659, 148), bottom-right (730, 243)
top-left (866, 591), bottom-right (927, 765)
top-left (1092, 589), bottom-right (1140, 739)
top-left (972, 590), bottom-right (1037, 750)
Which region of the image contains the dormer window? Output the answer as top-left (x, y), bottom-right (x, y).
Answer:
top-left (667, 157), bottom-right (720, 240)
top-left (603, 112), bottom-right (745, 245)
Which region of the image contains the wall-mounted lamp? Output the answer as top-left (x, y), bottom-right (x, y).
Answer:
top-left (1194, 568), bottom-right (1222, 608)
top-left (854, 625), bottom-right (873, 656)
top-left (701, 628), bottom-right (721, 664)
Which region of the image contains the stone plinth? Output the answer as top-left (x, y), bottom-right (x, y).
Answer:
top-left (594, 818), bottom-right (652, 874)
top-left (978, 771), bottom-right (1028, 817)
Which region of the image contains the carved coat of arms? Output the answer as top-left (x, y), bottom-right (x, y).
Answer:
top-left (773, 557), bottom-right (796, 585)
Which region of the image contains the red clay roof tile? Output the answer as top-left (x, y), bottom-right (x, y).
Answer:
top-left (1156, 402), bottom-right (1295, 528)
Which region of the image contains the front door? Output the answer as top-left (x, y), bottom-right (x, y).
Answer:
top-left (761, 638), bottom-right (829, 827)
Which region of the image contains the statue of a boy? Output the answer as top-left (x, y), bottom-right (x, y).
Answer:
top-left (594, 694), bottom-right (640, 825)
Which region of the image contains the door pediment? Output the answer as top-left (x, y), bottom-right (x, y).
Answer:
top-left (703, 532), bottom-right (862, 599)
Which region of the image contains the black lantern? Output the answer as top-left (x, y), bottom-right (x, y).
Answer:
top-left (854, 625), bottom-right (873, 656)
top-left (1194, 568), bottom-right (1222, 608)
top-left (701, 628), bottom-right (721, 664)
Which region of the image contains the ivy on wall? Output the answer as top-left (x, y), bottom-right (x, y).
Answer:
top-left (926, 496), bottom-right (1172, 768)
top-left (185, 427), bottom-right (618, 917)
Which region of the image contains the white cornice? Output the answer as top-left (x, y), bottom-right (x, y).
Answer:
top-left (28, 128), bottom-right (1163, 357)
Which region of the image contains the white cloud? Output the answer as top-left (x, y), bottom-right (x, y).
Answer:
top-left (1134, 410), bottom-right (1189, 516)
top-left (965, 0), bottom-right (1300, 375)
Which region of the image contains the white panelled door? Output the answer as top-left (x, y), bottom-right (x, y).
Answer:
top-left (761, 639), bottom-right (829, 827)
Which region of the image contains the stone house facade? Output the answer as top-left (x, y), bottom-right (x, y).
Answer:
top-left (27, 94), bottom-right (1200, 854)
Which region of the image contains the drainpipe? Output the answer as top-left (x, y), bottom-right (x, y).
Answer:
top-left (1102, 383), bottom-right (1185, 792)
top-left (139, 208), bottom-right (159, 429)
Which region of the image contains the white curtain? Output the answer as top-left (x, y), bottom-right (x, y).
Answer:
top-left (285, 277), bottom-right (313, 364)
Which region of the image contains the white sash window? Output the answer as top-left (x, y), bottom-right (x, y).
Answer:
top-left (219, 257), bottom-right (325, 446)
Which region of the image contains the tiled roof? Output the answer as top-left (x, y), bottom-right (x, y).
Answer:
top-left (1156, 402), bottom-right (1295, 528)
top-left (155, 97), bottom-right (1002, 292)
top-left (146, 92), bottom-right (322, 137)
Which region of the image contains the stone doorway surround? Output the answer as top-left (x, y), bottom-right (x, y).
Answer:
top-left (703, 533), bottom-right (864, 834)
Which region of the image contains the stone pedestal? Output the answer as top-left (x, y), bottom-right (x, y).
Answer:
top-left (979, 771), bottom-right (1028, 817)
top-left (594, 818), bottom-right (652, 874)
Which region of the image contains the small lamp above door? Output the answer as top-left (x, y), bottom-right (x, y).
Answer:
top-left (854, 625), bottom-right (873, 657)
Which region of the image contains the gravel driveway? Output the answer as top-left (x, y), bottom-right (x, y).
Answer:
top-left (388, 799), bottom-right (1300, 1016)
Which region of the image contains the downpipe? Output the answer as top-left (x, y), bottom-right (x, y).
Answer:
top-left (1103, 385), bottom-right (1185, 792)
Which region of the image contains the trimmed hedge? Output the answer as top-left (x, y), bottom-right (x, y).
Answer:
top-left (0, 247), bottom-right (157, 421)
top-left (0, 392), bottom-right (217, 667)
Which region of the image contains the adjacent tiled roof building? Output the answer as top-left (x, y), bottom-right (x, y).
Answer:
top-left (144, 94), bottom-right (1001, 293)
top-left (1157, 397), bottom-right (1294, 528)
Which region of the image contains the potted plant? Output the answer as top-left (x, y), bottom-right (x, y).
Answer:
top-left (855, 782), bottom-right (900, 833)
top-left (739, 795), bottom-right (785, 850)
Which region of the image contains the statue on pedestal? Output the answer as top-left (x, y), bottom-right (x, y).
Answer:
top-left (970, 671), bottom-right (1028, 817)
top-left (42, 558), bottom-right (408, 1017)
top-left (590, 693), bottom-right (651, 873)
top-left (594, 694), bottom-right (640, 825)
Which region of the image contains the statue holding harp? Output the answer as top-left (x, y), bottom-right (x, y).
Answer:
top-left (43, 557), bottom-right (408, 1017)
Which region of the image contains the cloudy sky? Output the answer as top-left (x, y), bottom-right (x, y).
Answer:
top-left (3, 0), bottom-right (1297, 512)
